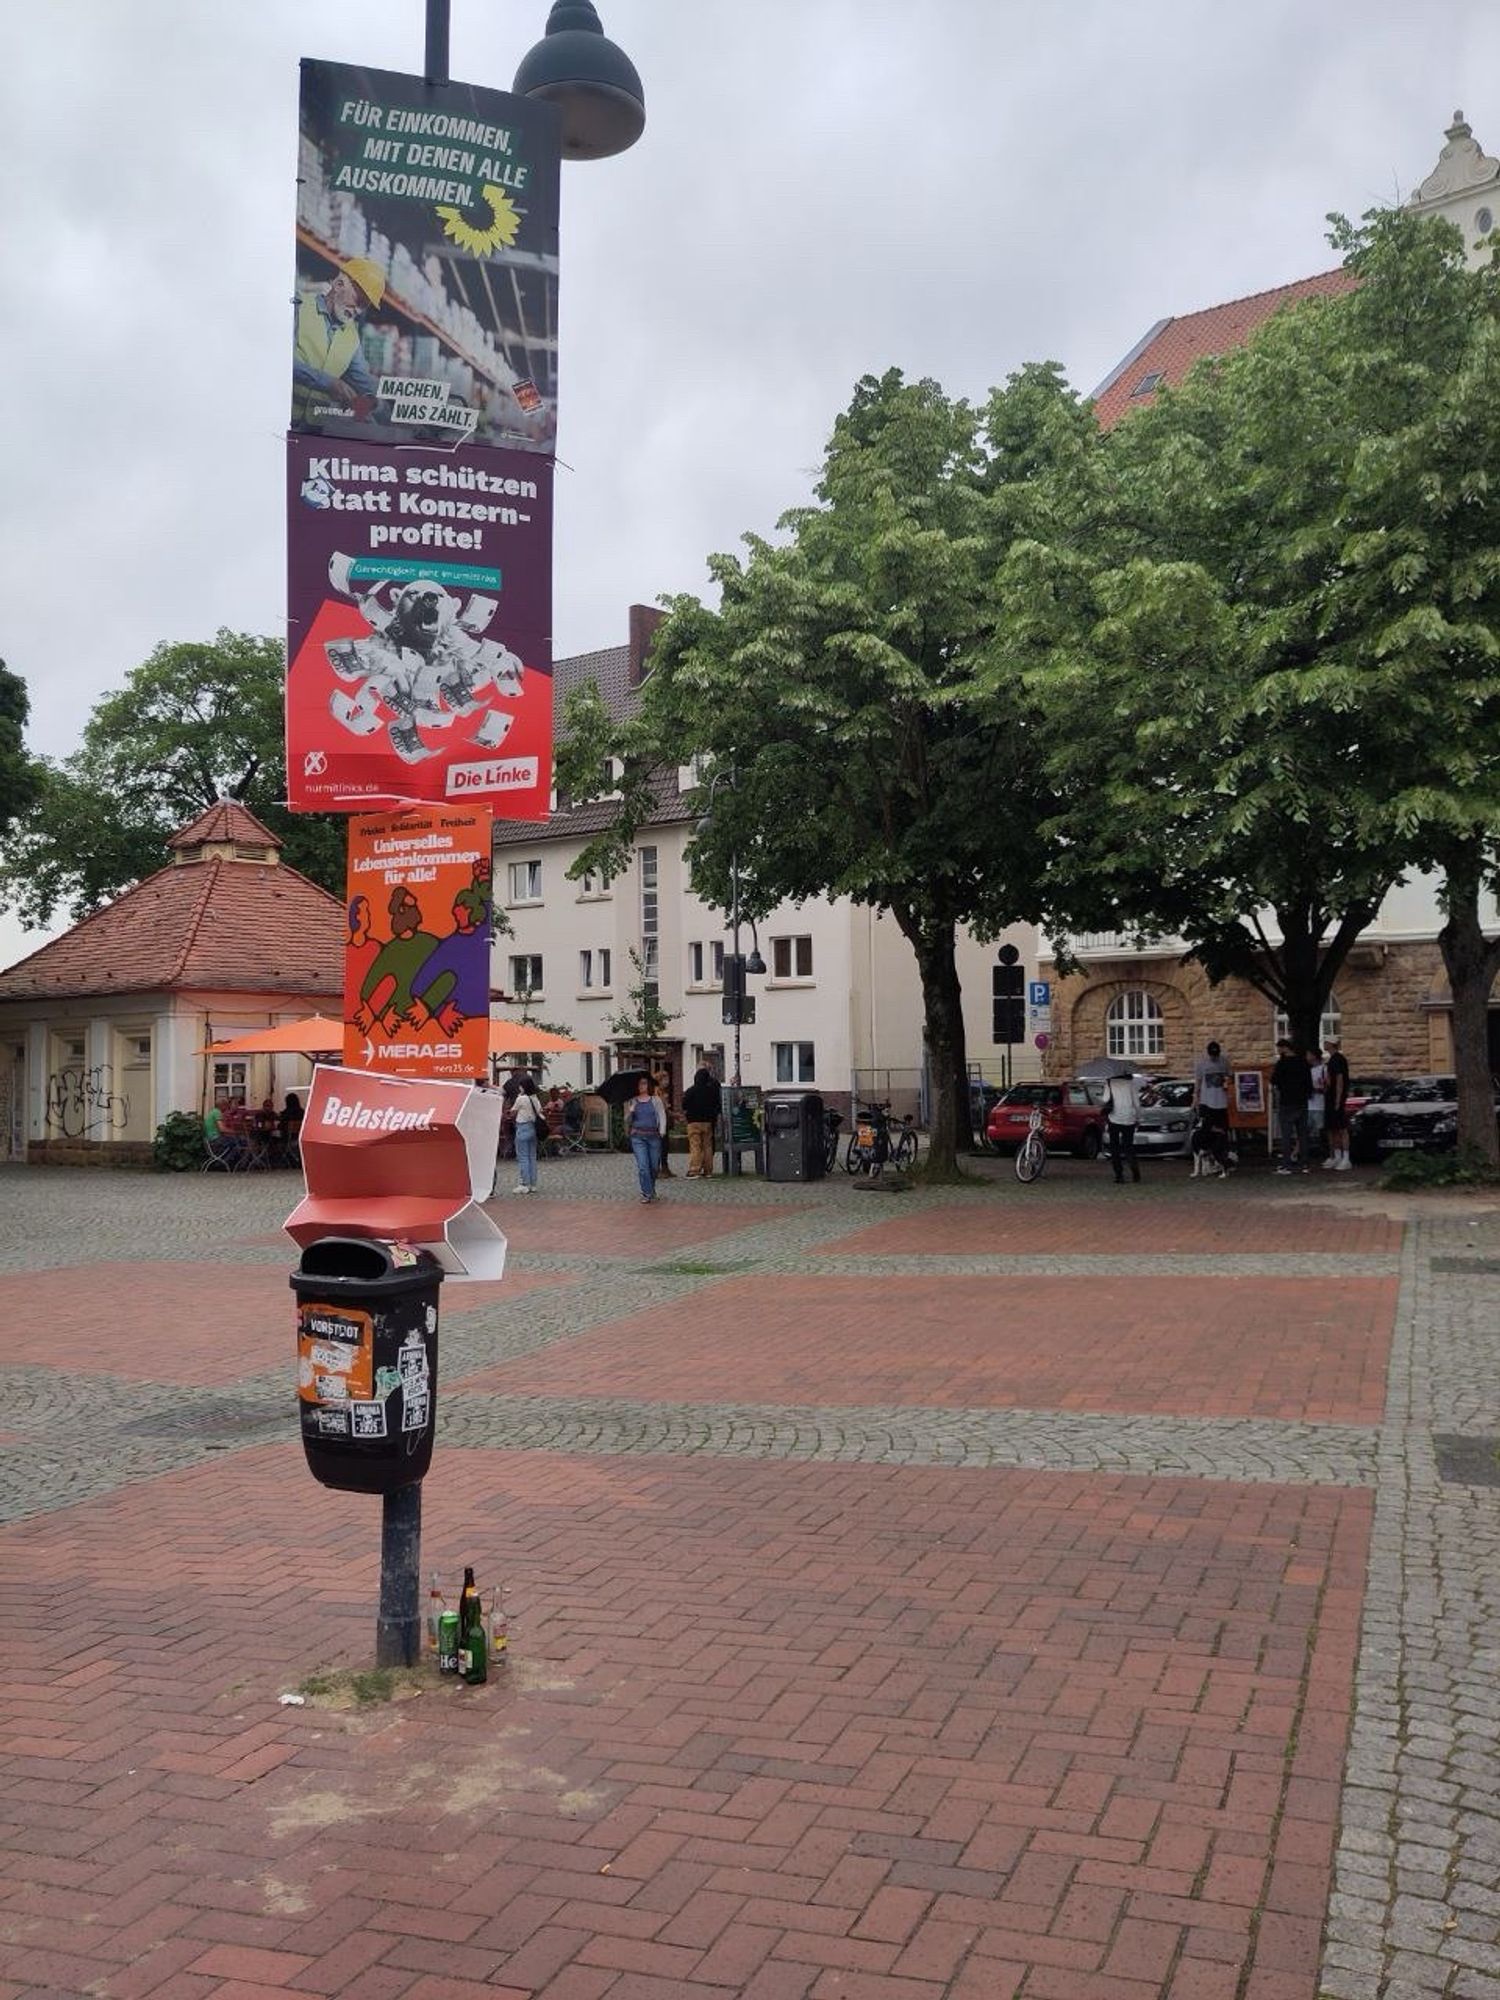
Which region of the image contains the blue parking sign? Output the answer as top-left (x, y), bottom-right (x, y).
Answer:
top-left (1028, 981), bottom-right (1051, 1009)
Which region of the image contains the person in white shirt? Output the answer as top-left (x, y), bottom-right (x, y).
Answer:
top-left (1192, 1041), bottom-right (1232, 1171)
top-left (1101, 1071), bottom-right (1142, 1184)
top-left (510, 1072), bottom-right (545, 1194)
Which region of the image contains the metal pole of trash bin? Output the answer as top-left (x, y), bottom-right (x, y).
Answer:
top-left (376, 1484), bottom-right (423, 1666)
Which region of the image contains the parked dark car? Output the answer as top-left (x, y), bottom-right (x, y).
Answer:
top-left (985, 1081), bottom-right (1107, 1158)
top-left (1347, 1075), bottom-right (1493, 1161)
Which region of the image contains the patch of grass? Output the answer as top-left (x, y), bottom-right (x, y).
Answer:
top-left (1378, 1146), bottom-right (1500, 1191)
top-left (298, 1665), bottom-right (428, 1709)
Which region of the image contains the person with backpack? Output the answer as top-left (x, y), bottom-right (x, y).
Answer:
top-left (682, 1065), bottom-right (723, 1178)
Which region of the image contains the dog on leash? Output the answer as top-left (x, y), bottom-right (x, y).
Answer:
top-left (1189, 1118), bottom-right (1236, 1178)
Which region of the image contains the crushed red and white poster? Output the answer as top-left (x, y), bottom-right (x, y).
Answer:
top-left (343, 806), bottom-right (493, 1080)
top-left (285, 1067), bottom-right (506, 1279)
top-left (286, 436), bottom-right (552, 814)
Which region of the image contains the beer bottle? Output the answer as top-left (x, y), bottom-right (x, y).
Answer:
top-left (458, 1571), bottom-right (487, 1685)
top-left (426, 1572), bottom-right (447, 1654)
top-left (490, 1588), bottom-right (509, 1663)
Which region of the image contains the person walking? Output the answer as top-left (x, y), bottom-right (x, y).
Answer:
top-left (1271, 1039), bottom-right (1314, 1174)
top-left (626, 1074), bottom-right (667, 1202)
top-left (1322, 1035), bottom-right (1353, 1171)
top-left (1192, 1039), bottom-right (1233, 1172)
top-left (1307, 1045), bottom-right (1327, 1158)
top-left (510, 1071), bottom-right (546, 1194)
top-left (1101, 1070), bottom-right (1142, 1184)
top-left (682, 1064), bottom-right (723, 1178)
top-left (653, 1070), bottom-right (676, 1177)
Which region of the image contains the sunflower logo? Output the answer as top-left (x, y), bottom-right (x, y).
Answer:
top-left (435, 185), bottom-right (522, 256)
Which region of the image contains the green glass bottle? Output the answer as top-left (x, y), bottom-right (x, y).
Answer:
top-left (458, 1568), bottom-right (487, 1685)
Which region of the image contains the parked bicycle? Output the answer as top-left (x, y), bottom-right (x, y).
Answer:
top-left (822, 1107), bottom-right (844, 1174)
top-left (844, 1102), bottom-right (920, 1175)
top-left (1014, 1105), bottom-right (1048, 1184)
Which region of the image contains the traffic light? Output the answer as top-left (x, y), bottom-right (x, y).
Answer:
top-left (993, 958), bottom-right (1025, 1044)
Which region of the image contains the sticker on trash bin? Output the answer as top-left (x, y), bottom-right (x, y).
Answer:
top-left (350, 1401), bottom-right (388, 1438)
top-left (298, 1304), bottom-right (373, 1404)
top-left (375, 1365), bottom-right (401, 1398)
top-left (398, 1333), bottom-right (429, 1386)
top-left (401, 1388), bottom-right (430, 1432)
top-left (388, 1242), bottom-right (420, 1267)
top-left (308, 1406), bottom-right (350, 1437)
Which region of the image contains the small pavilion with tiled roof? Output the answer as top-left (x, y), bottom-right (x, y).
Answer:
top-left (0, 800), bottom-right (344, 1163)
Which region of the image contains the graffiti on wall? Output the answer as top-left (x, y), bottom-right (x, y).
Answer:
top-left (45, 1064), bottom-right (128, 1139)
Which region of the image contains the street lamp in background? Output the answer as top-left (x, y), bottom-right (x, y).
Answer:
top-left (698, 771), bottom-right (765, 1177)
top-left (425, 0), bottom-right (646, 162)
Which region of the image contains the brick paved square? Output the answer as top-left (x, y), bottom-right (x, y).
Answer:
top-left (817, 1201), bottom-right (1404, 1259)
top-left (476, 1195), bottom-right (794, 1257)
top-left (455, 1273), bottom-right (1395, 1422)
top-left (0, 1263), bottom-right (568, 1387)
top-left (0, 1445), bottom-right (1369, 1999)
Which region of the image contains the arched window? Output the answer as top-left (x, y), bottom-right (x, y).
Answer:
top-left (1105, 989), bottom-right (1165, 1060)
top-left (1273, 994), bottom-right (1342, 1050)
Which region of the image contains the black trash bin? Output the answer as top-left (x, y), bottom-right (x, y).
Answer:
top-left (763, 1091), bottom-right (826, 1182)
top-left (291, 1237), bottom-right (443, 1493)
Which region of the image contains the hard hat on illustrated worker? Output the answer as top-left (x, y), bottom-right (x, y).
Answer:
top-left (292, 256), bottom-right (386, 424)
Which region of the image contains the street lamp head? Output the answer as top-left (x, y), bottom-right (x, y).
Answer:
top-left (514, 1), bottom-right (645, 161)
top-left (745, 948), bottom-right (767, 976)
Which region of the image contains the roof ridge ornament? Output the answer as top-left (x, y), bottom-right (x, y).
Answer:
top-left (1409, 108), bottom-right (1500, 206)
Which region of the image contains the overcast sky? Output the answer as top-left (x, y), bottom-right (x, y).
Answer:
top-left (1, 0), bottom-right (1496, 963)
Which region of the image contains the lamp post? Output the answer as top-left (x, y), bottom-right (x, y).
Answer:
top-left (699, 771), bottom-right (764, 1177)
top-left (424, 0), bottom-right (646, 164)
top-left (370, 0), bottom-right (644, 1668)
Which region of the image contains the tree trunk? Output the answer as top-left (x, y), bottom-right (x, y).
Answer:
top-left (898, 913), bottom-right (967, 1175)
top-left (1438, 846), bottom-right (1500, 1165)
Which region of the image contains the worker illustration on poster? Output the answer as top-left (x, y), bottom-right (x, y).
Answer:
top-left (292, 59), bottom-right (560, 453)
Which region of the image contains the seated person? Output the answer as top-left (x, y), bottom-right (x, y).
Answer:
top-left (561, 1087), bottom-right (584, 1142)
top-left (543, 1087), bottom-right (566, 1152)
top-left (278, 1092), bottom-right (305, 1158)
top-left (204, 1098), bottom-right (248, 1164)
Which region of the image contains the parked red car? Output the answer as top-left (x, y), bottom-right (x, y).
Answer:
top-left (985, 1080), bottom-right (1107, 1158)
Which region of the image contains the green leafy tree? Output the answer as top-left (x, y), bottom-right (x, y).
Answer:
top-left (1005, 222), bottom-right (1469, 1058)
top-left (0, 632), bottom-right (343, 925)
top-left (1318, 208), bottom-right (1500, 1158)
top-left (0, 661), bottom-right (42, 848)
top-left (560, 367), bottom-right (1082, 1174)
top-left (607, 947), bottom-right (681, 1064)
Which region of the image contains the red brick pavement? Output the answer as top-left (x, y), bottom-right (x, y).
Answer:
top-left (0, 1264), bottom-right (567, 1387)
top-left (453, 1274), bottom-right (1395, 1424)
top-left (817, 1202), bottom-right (1403, 1260)
top-left (0, 1445), bottom-right (1369, 2000)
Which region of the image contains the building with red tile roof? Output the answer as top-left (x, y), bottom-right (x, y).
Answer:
top-left (1089, 269), bottom-right (1357, 430)
top-left (0, 801), bottom-right (344, 1163)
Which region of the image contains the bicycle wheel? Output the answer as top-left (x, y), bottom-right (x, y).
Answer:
top-left (844, 1136), bottom-right (865, 1175)
top-left (894, 1128), bottom-right (918, 1170)
top-left (1015, 1133), bottom-right (1047, 1183)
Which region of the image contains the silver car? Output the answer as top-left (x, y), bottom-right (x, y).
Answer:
top-left (1133, 1076), bottom-right (1197, 1156)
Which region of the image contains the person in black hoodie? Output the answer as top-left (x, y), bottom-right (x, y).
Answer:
top-left (682, 1065), bottom-right (724, 1178)
top-left (1271, 1039), bottom-right (1313, 1175)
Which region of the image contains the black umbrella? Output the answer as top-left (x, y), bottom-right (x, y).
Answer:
top-left (596, 1068), bottom-right (654, 1107)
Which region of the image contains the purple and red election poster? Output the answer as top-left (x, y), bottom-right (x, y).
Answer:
top-left (285, 58), bottom-right (560, 818)
top-left (285, 437), bottom-right (553, 815)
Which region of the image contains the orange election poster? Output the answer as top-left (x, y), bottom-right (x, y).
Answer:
top-left (343, 807), bottom-right (493, 1081)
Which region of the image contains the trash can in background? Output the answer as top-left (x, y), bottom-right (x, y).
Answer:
top-left (763, 1091), bottom-right (826, 1182)
top-left (291, 1238), bottom-right (443, 1493)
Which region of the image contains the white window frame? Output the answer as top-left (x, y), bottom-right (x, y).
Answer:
top-left (507, 859), bottom-right (542, 905)
top-left (773, 1041), bottom-right (816, 1083)
top-left (688, 941), bottom-right (705, 986)
top-left (576, 867), bottom-right (611, 901)
top-left (711, 940), bottom-right (725, 982)
top-left (770, 935), bottom-right (814, 981)
top-left (1273, 994), bottom-right (1343, 1051)
top-left (598, 947), bottom-right (611, 991)
top-left (510, 954), bottom-right (544, 997)
top-left (1105, 989), bottom-right (1165, 1060)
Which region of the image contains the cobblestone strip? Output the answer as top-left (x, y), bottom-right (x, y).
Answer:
top-left (1321, 1222), bottom-right (1500, 2000)
top-left (436, 1391), bottom-right (1380, 1483)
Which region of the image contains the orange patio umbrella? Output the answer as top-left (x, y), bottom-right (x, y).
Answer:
top-left (203, 1014), bottom-right (594, 1059)
top-left (201, 1015), bottom-right (343, 1056)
